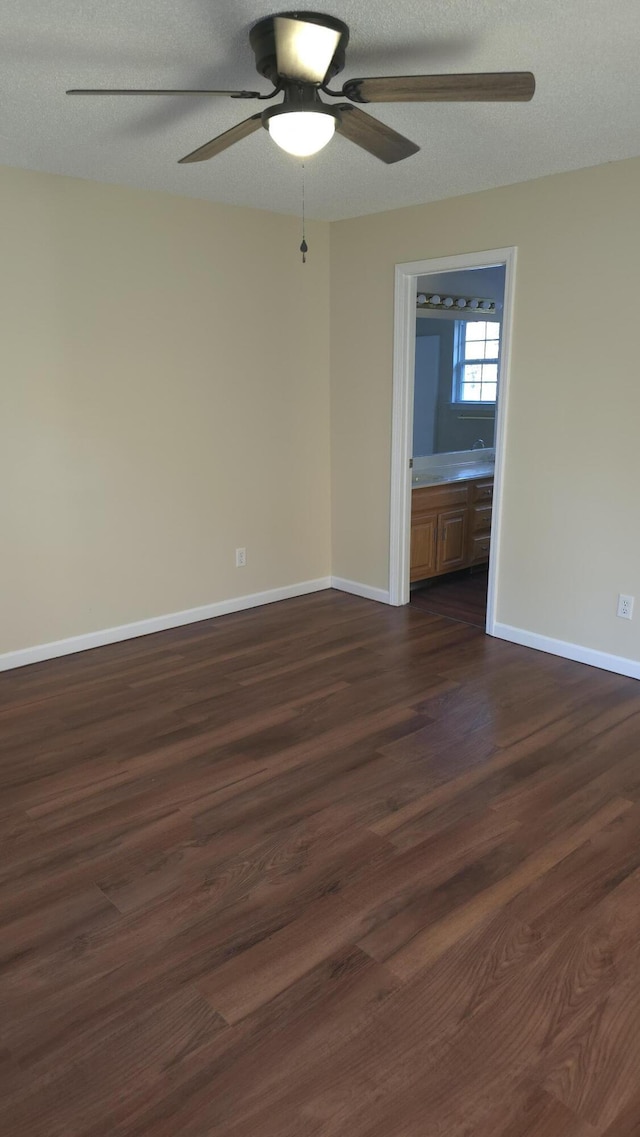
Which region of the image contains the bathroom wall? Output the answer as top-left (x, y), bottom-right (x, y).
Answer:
top-left (414, 264), bottom-right (505, 454)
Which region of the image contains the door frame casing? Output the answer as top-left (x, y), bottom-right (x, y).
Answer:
top-left (388, 246), bottom-right (518, 636)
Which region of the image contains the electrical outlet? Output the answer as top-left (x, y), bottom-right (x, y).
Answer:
top-left (235, 547), bottom-right (247, 568)
top-left (617, 594), bottom-right (634, 620)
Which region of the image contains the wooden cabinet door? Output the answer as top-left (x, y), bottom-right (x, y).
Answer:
top-left (410, 514), bottom-right (438, 582)
top-left (436, 508), bottom-right (468, 573)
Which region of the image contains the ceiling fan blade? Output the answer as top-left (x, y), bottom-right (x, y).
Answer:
top-left (274, 15), bottom-right (341, 84)
top-left (67, 88), bottom-right (262, 98)
top-left (335, 105), bottom-right (419, 164)
top-left (343, 72), bottom-right (536, 103)
top-left (178, 113), bottom-right (263, 163)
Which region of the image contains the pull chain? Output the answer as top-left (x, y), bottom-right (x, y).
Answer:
top-left (300, 161), bottom-right (308, 264)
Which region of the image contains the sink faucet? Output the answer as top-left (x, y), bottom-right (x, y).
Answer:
top-left (471, 439), bottom-right (486, 450)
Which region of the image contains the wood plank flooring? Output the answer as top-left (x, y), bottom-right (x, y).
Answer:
top-left (411, 567), bottom-right (488, 627)
top-left (2, 589), bottom-right (640, 1135)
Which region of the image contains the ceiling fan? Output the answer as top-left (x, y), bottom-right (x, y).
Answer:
top-left (67, 11), bottom-right (535, 165)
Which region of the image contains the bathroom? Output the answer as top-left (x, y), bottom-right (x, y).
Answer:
top-left (410, 264), bottom-right (505, 626)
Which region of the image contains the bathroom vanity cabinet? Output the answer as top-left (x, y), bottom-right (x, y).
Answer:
top-left (410, 477), bottom-right (493, 583)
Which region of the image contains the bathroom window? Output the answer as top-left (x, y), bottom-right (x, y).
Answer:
top-left (453, 320), bottom-right (500, 403)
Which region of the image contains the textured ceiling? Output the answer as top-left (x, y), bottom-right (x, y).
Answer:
top-left (2, 0), bottom-right (639, 220)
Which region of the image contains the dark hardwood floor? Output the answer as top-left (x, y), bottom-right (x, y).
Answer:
top-left (411, 567), bottom-right (488, 627)
top-left (2, 589), bottom-right (640, 1135)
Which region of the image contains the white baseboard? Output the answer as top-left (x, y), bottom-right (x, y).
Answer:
top-left (331, 577), bottom-right (391, 605)
top-left (492, 622), bottom-right (640, 681)
top-left (0, 577), bottom-right (332, 674)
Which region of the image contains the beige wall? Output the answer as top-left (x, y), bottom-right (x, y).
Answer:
top-left (4, 157), bottom-right (640, 668)
top-left (330, 157), bottom-right (640, 662)
top-left (0, 166), bottom-right (331, 654)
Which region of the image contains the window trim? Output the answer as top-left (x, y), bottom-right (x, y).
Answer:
top-left (452, 319), bottom-right (501, 405)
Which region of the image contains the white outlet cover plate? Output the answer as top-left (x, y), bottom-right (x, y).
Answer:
top-left (617, 594), bottom-right (634, 619)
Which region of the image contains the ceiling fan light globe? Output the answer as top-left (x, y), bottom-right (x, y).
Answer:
top-left (268, 110), bottom-right (335, 157)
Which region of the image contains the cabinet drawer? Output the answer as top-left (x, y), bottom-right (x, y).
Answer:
top-left (471, 504), bottom-right (492, 534)
top-left (470, 534), bottom-right (491, 563)
top-left (472, 479), bottom-right (493, 504)
top-left (412, 483), bottom-right (469, 518)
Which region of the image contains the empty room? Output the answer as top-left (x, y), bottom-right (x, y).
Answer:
top-left (2, 2), bottom-right (640, 1134)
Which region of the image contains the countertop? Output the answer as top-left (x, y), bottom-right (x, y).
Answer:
top-left (412, 461), bottom-right (495, 488)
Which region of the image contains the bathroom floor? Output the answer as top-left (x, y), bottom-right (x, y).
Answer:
top-left (410, 568), bottom-right (488, 629)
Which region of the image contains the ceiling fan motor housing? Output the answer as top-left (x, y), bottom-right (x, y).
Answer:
top-left (249, 11), bottom-right (349, 85)
top-left (262, 96), bottom-right (341, 131)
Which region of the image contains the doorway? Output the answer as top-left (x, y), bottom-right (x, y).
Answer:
top-left (388, 248), bottom-right (517, 636)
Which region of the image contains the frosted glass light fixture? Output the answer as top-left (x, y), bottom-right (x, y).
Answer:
top-left (267, 109), bottom-right (336, 157)
top-left (416, 293), bottom-right (496, 312)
